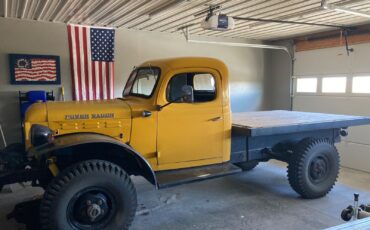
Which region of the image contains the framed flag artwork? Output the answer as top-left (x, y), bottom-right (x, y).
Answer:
top-left (8, 54), bottom-right (61, 85)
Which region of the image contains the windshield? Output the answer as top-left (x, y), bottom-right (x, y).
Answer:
top-left (123, 67), bottom-right (160, 98)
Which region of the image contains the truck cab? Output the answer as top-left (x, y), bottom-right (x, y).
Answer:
top-left (122, 57), bottom-right (231, 170)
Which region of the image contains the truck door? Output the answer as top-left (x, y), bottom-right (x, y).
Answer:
top-left (157, 68), bottom-right (224, 167)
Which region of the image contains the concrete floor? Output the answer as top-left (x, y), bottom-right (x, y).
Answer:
top-left (1, 160), bottom-right (370, 230)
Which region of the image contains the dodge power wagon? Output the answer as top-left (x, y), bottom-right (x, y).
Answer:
top-left (1, 57), bottom-right (370, 229)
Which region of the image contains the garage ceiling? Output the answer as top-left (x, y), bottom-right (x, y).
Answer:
top-left (1, 0), bottom-right (370, 40)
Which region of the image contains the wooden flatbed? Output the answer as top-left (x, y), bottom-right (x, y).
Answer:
top-left (232, 110), bottom-right (370, 137)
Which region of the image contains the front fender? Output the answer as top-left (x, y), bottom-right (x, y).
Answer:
top-left (28, 133), bottom-right (157, 187)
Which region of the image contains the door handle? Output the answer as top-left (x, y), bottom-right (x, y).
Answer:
top-left (142, 110), bottom-right (152, 117)
top-left (210, 116), bottom-right (223, 122)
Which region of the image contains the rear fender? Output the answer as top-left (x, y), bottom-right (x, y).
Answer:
top-left (29, 133), bottom-right (157, 187)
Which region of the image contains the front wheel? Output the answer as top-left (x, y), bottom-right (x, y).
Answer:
top-left (40, 160), bottom-right (137, 230)
top-left (287, 138), bottom-right (340, 199)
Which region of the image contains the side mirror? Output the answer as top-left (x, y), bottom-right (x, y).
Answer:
top-left (181, 85), bottom-right (194, 103)
top-left (157, 85), bottom-right (194, 111)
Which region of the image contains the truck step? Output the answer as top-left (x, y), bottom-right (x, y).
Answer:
top-left (156, 163), bottom-right (242, 189)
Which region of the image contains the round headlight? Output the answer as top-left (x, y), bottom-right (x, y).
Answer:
top-left (30, 124), bottom-right (54, 146)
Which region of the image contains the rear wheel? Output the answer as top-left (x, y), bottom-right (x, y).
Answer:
top-left (40, 160), bottom-right (137, 230)
top-left (236, 161), bottom-right (259, 171)
top-left (287, 138), bottom-right (340, 199)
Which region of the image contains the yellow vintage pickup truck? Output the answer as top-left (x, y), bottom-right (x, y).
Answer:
top-left (1, 57), bottom-right (370, 230)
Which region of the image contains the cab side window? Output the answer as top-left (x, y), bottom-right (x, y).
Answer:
top-left (167, 72), bottom-right (216, 103)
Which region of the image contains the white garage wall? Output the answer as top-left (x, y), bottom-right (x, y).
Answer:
top-left (0, 18), bottom-right (267, 147)
top-left (293, 43), bottom-right (370, 172)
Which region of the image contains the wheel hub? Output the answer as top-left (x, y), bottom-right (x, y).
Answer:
top-left (309, 157), bottom-right (328, 182)
top-left (87, 203), bottom-right (103, 221)
top-left (67, 187), bottom-right (115, 229)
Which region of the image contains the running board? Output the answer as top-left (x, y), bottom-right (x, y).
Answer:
top-left (156, 163), bottom-right (242, 189)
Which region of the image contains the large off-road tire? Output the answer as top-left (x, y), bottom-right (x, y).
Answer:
top-left (40, 160), bottom-right (137, 230)
top-left (236, 161), bottom-right (259, 171)
top-left (288, 138), bottom-right (340, 199)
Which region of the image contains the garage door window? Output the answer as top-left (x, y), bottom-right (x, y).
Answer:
top-left (296, 78), bottom-right (317, 93)
top-left (167, 73), bottom-right (216, 103)
top-left (322, 77), bottom-right (346, 93)
top-left (352, 76), bottom-right (370, 94)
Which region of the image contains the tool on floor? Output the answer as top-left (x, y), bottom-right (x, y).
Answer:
top-left (341, 193), bottom-right (370, 221)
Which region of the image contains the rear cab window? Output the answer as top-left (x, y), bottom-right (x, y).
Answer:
top-left (167, 72), bottom-right (216, 103)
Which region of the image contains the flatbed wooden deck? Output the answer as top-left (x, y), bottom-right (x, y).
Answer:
top-left (232, 110), bottom-right (370, 137)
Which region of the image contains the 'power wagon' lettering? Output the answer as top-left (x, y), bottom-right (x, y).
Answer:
top-left (65, 113), bottom-right (115, 120)
top-left (65, 114), bottom-right (89, 120)
top-left (92, 113), bottom-right (114, 119)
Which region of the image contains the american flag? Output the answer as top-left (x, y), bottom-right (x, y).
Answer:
top-left (14, 58), bottom-right (57, 82)
top-left (67, 24), bottom-right (115, 101)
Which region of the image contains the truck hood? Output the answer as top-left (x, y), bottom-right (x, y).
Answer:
top-left (25, 99), bottom-right (131, 122)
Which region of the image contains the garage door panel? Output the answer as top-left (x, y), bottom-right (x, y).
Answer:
top-left (346, 125), bottom-right (370, 145)
top-left (344, 97), bottom-right (370, 115)
top-left (293, 96), bottom-right (350, 114)
top-left (337, 142), bottom-right (370, 172)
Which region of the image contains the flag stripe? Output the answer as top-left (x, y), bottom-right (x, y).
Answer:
top-left (95, 61), bottom-right (100, 100)
top-left (16, 75), bottom-right (56, 79)
top-left (70, 25), bottom-right (80, 100)
top-left (67, 25), bottom-right (76, 100)
top-left (82, 27), bottom-right (90, 100)
top-left (110, 62), bottom-right (114, 99)
top-left (106, 62), bottom-right (110, 99)
top-left (16, 78), bottom-right (56, 81)
top-left (78, 26), bottom-right (86, 101)
top-left (16, 66), bottom-right (56, 69)
top-left (92, 60), bottom-right (96, 99)
top-left (96, 62), bottom-right (104, 100)
top-left (74, 26), bottom-right (83, 101)
top-left (31, 63), bottom-right (56, 66)
top-left (101, 62), bottom-right (106, 99)
top-left (15, 69), bottom-right (56, 75)
top-left (86, 28), bottom-right (94, 100)
top-left (31, 59), bottom-right (55, 62)
top-left (15, 72), bottom-right (56, 76)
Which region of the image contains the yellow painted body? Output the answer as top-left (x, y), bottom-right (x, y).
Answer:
top-left (24, 57), bottom-right (232, 171)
